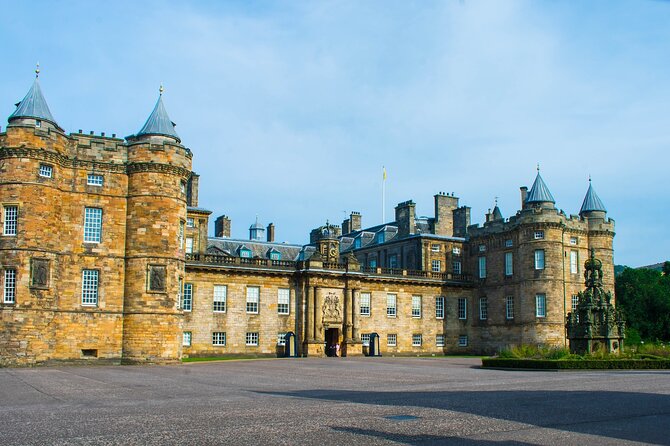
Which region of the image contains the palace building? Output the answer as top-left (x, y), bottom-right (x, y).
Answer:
top-left (0, 73), bottom-right (615, 365)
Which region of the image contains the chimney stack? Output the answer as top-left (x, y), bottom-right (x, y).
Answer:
top-left (350, 211), bottom-right (362, 231)
top-left (215, 215), bottom-right (231, 238)
top-left (520, 186), bottom-right (528, 209)
top-left (267, 223), bottom-right (275, 242)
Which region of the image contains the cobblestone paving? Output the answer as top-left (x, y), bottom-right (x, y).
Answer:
top-left (0, 357), bottom-right (668, 445)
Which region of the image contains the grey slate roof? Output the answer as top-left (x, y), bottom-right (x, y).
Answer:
top-left (137, 95), bottom-right (180, 142)
top-left (526, 172), bottom-right (555, 204)
top-left (8, 78), bottom-right (58, 126)
top-left (207, 237), bottom-right (303, 261)
top-left (580, 181), bottom-right (607, 213)
top-left (492, 205), bottom-right (503, 221)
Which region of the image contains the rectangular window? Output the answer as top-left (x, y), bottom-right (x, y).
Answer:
top-left (35, 119), bottom-right (41, 128)
top-left (183, 331), bottom-right (192, 347)
top-left (277, 332), bottom-right (287, 346)
top-left (213, 285), bottom-right (227, 312)
top-left (39, 164), bottom-right (52, 178)
top-left (534, 230), bottom-right (544, 240)
top-left (376, 232), bottom-right (385, 244)
top-left (361, 333), bottom-right (371, 347)
top-left (369, 258), bottom-right (377, 268)
top-left (452, 261), bottom-right (462, 275)
top-left (436, 334), bottom-right (445, 347)
top-left (186, 217), bottom-right (195, 228)
top-left (431, 244), bottom-right (440, 252)
top-left (534, 249), bottom-right (545, 270)
top-left (277, 288), bottom-right (290, 315)
top-left (387, 334), bottom-right (397, 347)
top-left (505, 252), bottom-right (513, 276)
top-left (505, 239), bottom-right (513, 248)
top-left (270, 251), bottom-right (281, 260)
top-left (452, 247), bottom-right (461, 255)
top-left (179, 220), bottom-right (185, 249)
top-left (3, 205), bottom-right (17, 236)
top-left (185, 237), bottom-right (194, 254)
top-left (479, 297), bottom-right (488, 320)
top-left (458, 297), bottom-right (467, 320)
top-left (411, 295), bottom-right (422, 318)
top-left (388, 254), bottom-right (398, 268)
top-left (435, 296), bottom-right (445, 319)
top-left (354, 238), bottom-right (361, 249)
top-left (536, 294), bottom-right (546, 318)
top-left (458, 335), bottom-right (468, 347)
top-left (412, 334), bottom-right (422, 347)
top-left (570, 250), bottom-right (578, 274)
top-left (87, 174), bottom-right (103, 186)
top-left (177, 277), bottom-right (182, 309)
top-left (478, 256), bottom-right (486, 279)
top-left (246, 332), bottom-right (259, 346)
top-left (3, 269), bottom-right (16, 304)
top-left (212, 332), bottom-right (226, 346)
top-left (572, 294), bottom-right (580, 322)
top-left (386, 293), bottom-right (397, 318)
top-left (81, 269), bottom-right (99, 306)
top-left (570, 236), bottom-right (578, 245)
top-left (431, 260), bottom-right (441, 272)
top-left (246, 286), bottom-right (259, 314)
top-left (182, 283), bottom-right (193, 311)
top-left (360, 292), bottom-right (371, 316)
top-left (505, 296), bottom-right (514, 320)
top-left (83, 207), bottom-right (102, 243)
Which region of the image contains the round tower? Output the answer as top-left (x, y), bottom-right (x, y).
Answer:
top-left (122, 86), bottom-right (192, 362)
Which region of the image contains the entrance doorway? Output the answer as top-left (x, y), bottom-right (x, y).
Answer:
top-left (325, 328), bottom-right (340, 357)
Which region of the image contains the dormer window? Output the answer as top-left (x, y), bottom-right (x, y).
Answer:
top-left (35, 120), bottom-right (41, 128)
top-left (376, 232), bottom-right (385, 244)
top-left (239, 246), bottom-right (252, 258)
top-left (269, 249), bottom-right (281, 261)
top-left (354, 237), bottom-right (361, 249)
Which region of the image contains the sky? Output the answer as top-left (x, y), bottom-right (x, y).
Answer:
top-left (1, 0), bottom-right (668, 267)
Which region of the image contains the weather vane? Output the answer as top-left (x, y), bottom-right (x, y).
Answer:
top-left (35, 62), bottom-right (40, 78)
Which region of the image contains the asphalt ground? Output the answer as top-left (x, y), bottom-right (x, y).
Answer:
top-left (0, 357), bottom-right (669, 445)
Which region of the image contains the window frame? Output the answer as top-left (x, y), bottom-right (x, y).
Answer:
top-left (479, 297), bottom-right (488, 320)
top-left (38, 163), bottom-right (53, 178)
top-left (458, 297), bottom-right (467, 320)
top-left (186, 217), bottom-right (195, 228)
top-left (3, 268), bottom-right (16, 304)
top-left (3, 205), bottom-right (17, 236)
top-left (535, 294), bottom-right (546, 318)
top-left (505, 296), bottom-right (514, 320)
top-left (245, 332), bottom-right (259, 346)
top-left (213, 285), bottom-right (227, 313)
top-left (185, 237), bottom-right (194, 254)
top-left (246, 286), bottom-right (260, 314)
top-left (361, 333), bottom-right (371, 347)
top-left (411, 295), bottom-right (422, 318)
top-left (86, 174), bottom-right (104, 186)
top-left (534, 230), bottom-right (545, 240)
top-left (277, 332), bottom-right (287, 346)
top-left (436, 334), bottom-right (445, 347)
top-left (212, 332), bottom-right (226, 346)
top-left (435, 296), bottom-right (445, 319)
top-left (387, 333), bottom-right (397, 347)
top-left (182, 283), bottom-right (193, 312)
top-left (83, 207), bottom-right (103, 243)
top-left (412, 334), bottom-right (422, 347)
top-left (458, 335), bottom-right (468, 347)
top-left (183, 331), bottom-right (192, 347)
top-left (534, 249), bottom-right (545, 270)
top-left (431, 244), bottom-right (440, 252)
top-left (431, 259), bottom-right (441, 272)
top-left (478, 256), bottom-right (486, 279)
top-left (277, 288), bottom-right (290, 315)
top-left (359, 292), bottom-right (371, 316)
top-left (81, 269), bottom-right (99, 306)
top-left (386, 293), bottom-right (397, 318)
top-left (452, 261), bottom-right (462, 275)
top-left (505, 252), bottom-right (513, 276)
top-left (570, 250), bottom-right (578, 274)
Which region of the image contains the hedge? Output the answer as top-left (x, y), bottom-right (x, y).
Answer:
top-left (482, 358), bottom-right (670, 370)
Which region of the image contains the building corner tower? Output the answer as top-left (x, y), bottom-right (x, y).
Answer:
top-left (122, 87), bottom-right (192, 362)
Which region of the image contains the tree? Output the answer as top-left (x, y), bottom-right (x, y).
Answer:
top-left (663, 261), bottom-right (670, 276)
top-left (615, 266), bottom-right (670, 342)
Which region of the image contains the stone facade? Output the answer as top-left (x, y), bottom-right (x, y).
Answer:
top-left (0, 77), bottom-right (616, 365)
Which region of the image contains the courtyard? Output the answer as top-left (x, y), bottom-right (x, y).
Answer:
top-left (0, 357), bottom-right (668, 445)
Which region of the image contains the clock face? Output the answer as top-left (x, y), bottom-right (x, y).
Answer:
top-left (329, 248), bottom-right (337, 258)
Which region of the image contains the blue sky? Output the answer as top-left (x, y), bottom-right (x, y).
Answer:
top-left (1, 0), bottom-right (668, 267)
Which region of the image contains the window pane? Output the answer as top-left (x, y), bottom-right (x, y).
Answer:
top-left (278, 288), bottom-right (290, 314)
top-left (478, 257), bottom-right (486, 279)
top-left (87, 174), bottom-right (103, 186)
top-left (479, 297), bottom-right (488, 320)
top-left (213, 285), bottom-right (227, 312)
top-left (3, 206), bottom-right (18, 236)
top-left (534, 250), bottom-right (545, 270)
top-left (82, 270), bottom-right (99, 305)
top-left (4, 269), bottom-right (16, 303)
top-left (182, 283), bottom-right (193, 311)
top-left (506, 296), bottom-right (514, 319)
top-left (387, 334), bottom-right (396, 346)
top-left (458, 298), bottom-right (467, 320)
top-left (386, 294), bottom-right (396, 317)
top-left (435, 296), bottom-right (445, 319)
top-left (84, 207), bottom-right (102, 243)
top-left (505, 252), bottom-right (513, 276)
top-left (246, 286), bottom-right (259, 313)
top-left (212, 332), bottom-right (226, 346)
top-left (412, 295), bottom-right (421, 318)
top-left (536, 294), bottom-right (546, 317)
top-left (360, 292), bottom-right (371, 316)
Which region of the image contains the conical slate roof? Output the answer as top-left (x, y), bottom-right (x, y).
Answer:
top-left (580, 181), bottom-right (607, 214)
top-left (137, 93), bottom-right (180, 142)
top-left (492, 205), bottom-right (503, 221)
top-left (8, 77), bottom-right (58, 126)
top-left (526, 172), bottom-right (555, 204)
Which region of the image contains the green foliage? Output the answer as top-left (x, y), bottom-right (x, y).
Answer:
top-left (482, 358), bottom-right (670, 370)
top-left (664, 261), bottom-right (670, 276)
top-left (615, 264), bottom-right (670, 342)
top-left (625, 327), bottom-right (642, 345)
top-left (498, 345), bottom-right (574, 360)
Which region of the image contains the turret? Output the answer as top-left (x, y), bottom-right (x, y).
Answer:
top-left (7, 64), bottom-right (63, 133)
top-left (524, 167), bottom-right (556, 210)
top-left (122, 86), bottom-right (192, 363)
top-left (579, 178), bottom-right (607, 221)
top-left (249, 217), bottom-right (265, 241)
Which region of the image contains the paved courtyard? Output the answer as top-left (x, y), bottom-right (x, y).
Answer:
top-left (0, 357), bottom-right (668, 445)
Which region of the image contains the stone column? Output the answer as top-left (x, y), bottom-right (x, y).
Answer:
top-left (345, 287), bottom-right (353, 341)
top-left (315, 286), bottom-right (324, 342)
top-left (306, 284), bottom-right (315, 342)
top-left (352, 288), bottom-right (360, 341)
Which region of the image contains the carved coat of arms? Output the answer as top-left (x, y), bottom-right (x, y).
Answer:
top-left (322, 292), bottom-right (342, 322)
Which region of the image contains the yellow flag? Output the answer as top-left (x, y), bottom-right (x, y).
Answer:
top-left (383, 166), bottom-right (387, 181)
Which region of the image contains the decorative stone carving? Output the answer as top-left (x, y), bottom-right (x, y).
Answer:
top-left (148, 265), bottom-right (167, 292)
top-left (322, 291), bottom-right (342, 322)
top-left (30, 258), bottom-right (49, 288)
